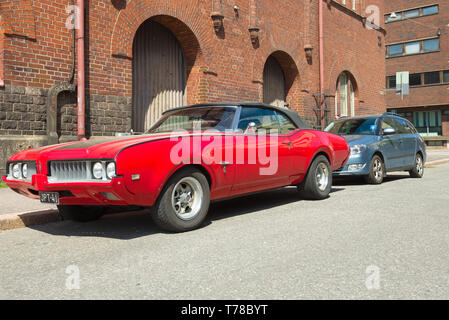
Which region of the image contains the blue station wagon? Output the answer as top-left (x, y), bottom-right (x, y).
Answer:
top-left (325, 113), bottom-right (427, 184)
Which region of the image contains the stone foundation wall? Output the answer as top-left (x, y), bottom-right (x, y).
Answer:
top-left (0, 84), bottom-right (132, 176)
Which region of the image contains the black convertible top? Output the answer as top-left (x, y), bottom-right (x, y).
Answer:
top-left (162, 102), bottom-right (312, 129)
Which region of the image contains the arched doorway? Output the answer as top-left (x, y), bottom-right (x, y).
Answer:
top-left (335, 72), bottom-right (357, 117)
top-left (132, 19), bottom-right (187, 132)
top-left (263, 55), bottom-right (287, 109)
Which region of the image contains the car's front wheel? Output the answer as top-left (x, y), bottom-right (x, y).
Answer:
top-left (409, 153), bottom-right (424, 178)
top-left (299, 155), bottom-right (332, 200)
top-left (151, 168), bottom-right (210, 233)
top-left (364, 155), bottom-right (385, 184)
top-left (58, 205), bottom-right (105, 222)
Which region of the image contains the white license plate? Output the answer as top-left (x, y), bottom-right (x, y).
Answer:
top-left (39, 192), bottom-right (59, 204)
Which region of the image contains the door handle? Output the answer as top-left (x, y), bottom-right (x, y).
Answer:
top-left (220, 161), bottom-right (230, 174)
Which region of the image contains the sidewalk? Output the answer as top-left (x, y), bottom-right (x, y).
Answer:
top-left (426, 148), bottom-right (449, 163)
top-left (0, 187), bottom-right (56, 216)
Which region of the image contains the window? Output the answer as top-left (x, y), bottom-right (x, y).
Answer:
top-left (238, 107), bottom-right (279, 133)
top-left (275, 112), bottom-right (297, 134)
top-left (335, 72), bottom-right (356, 117)
top-left (148, 107), bottom-right (236, 133)
top-left (443, 70), bottom-right (449, 83)
top-left (381, 117), bottom-right (397, 133)
top-left (405, 41), bottom-right (420, 55)
top-left (388, 44), bottom-right (403, 56)
top-left (387, 76), bottom-right (396, 88)
top-left (386, 12), bottom-right (402, 22)
top-left (395, 118), bottom-right (413, 134)
top-left (423, 38), bottom-right (439, 52)
top-left (443, 110), bottom-right (449, 116)
top-left (404, 9), bottom-right (419, 18)
top-left (409, 73), bottom-right (422, 86)
top-left (385, 5), bottom-right (439, 23)
top-left (422, 5), bottom-right (438, 16)
top-left (325, 117), bottom-right (378, 135)
top-left (424, 71), bottom-right (440, 85)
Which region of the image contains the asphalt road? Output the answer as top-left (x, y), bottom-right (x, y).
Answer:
top-left (0, 163), bottom-right (448, 299)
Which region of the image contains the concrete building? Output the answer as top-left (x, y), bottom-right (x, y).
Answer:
top-left (384, 0), bottom-right (449, 147)
top-left (0, 0), bottom-right (386, 175)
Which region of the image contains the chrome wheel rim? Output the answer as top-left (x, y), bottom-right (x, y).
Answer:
top-left (373, 158), bottom-right (383, 181)
top-left (316, 162), bottom-right (329, 191)
top-left (171, 177), bottom-right (203, 221)
top-left (416, 156), bottom-right (423, 176)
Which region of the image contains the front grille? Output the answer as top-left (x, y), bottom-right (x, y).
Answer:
top-left (47, 160), bottom-right (115, 183)
top-left (49, 161), bottom-right (91, 183)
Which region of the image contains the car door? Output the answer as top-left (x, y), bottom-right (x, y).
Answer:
top-left (274, 110), bottom-right (304, 183)
top-left (231, 107), bottom-right (292, 194)
top-left (394, 117), bottom-right (417, 168)
top-left (380, 117), bottom-right (403, 170)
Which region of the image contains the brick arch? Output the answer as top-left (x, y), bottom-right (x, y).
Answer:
top-left (333, 70), bottom-right (360, 117)
top-left (253, 46), bottom-right (304, 113)
top-left (110, 0), bottom-right (210, 65)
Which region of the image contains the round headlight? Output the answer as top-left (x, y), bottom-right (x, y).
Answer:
top-left (92, 162), bottom-right (103, 179)
top-left (106, 162), bottom-right (116, 179)
top-left (22, 163), bottom-right (28, 179)
top-left (12, 163), bottom-right (21, 179)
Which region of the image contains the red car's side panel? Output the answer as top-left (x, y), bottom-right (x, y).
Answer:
top-left (3, 130), bottom-right (349, 207)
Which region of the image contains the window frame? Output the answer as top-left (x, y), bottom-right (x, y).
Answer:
top-left (384, 4), bottom-right (439, 23)
top-left (386, 37), bottom-right (440, 58)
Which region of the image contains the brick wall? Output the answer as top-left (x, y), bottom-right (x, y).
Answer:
top-left (0, 0), bottom-right (386, 174)
top-left (324, 0), bottom-right (386, 118)
top-left (384, 0), bottom-right (449, 109)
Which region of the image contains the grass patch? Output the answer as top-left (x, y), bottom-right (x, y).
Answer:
top-left (0, 181), bottom-right (8, 188)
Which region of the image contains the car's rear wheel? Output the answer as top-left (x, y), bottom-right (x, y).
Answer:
top-left (57, 205), bottom-right (105, 222)
top-left (409, 153), bottom-right (424, 178)
top-left (299, 155), bottom-right (332, 200)
top-left (364, 155), bottom-right (384, 184)
top-left (150, 168), bottom-right (210, 233)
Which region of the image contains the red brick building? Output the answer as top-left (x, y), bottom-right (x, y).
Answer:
top-left (384, 0), bottom-right (449, 147)
top-left (0, 0), bottom-right (386, 175)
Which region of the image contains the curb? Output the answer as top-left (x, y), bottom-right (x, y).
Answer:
top-left (425, 158), bottom-right (449, 168)
top-left (0, 210), bottom-right (61, 232)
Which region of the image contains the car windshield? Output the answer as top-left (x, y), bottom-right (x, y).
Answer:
top-left (325, 117), bottom-right (378, 135)
top-left (146, 107), bottom-right (236, 134)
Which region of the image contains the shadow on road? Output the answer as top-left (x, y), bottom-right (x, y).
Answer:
top-left (28, 186), bottom-right (345, 240)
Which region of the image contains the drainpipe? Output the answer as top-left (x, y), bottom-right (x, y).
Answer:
top-left (319, 0), bottom-right (325, 130)
top-left (76, 0), bottom-right (86, 141)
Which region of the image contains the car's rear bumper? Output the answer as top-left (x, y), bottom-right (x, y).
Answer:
top-left (2, 174), bottom-right (137, 206)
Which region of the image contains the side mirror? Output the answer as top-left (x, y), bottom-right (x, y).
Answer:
top-left (245, 122), bottom-right (257, 134)
top-left (383, 128), bottom-right (396, 135)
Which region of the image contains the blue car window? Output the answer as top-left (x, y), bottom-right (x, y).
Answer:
top-left (326, 117), bottom-right (378, 135)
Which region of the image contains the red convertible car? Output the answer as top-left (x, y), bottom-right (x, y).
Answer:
top-left (3, 103), bottom-right (349, 232)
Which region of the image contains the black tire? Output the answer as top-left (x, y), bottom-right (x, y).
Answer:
top-left (299, 155), bottom-right (332, 200)
top-left (150, 168), bottom-right (210, 233)
top-left (409, 153), bottom-right (424, 178)
top-left (364, 155), bottom-right (385, 184)
top-left (57, 205), bottom-right (105, 222)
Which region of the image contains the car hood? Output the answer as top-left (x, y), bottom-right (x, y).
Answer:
top-left (8, 133), bottom-right (177, 162)
top-left (341, 134), bottom-right (380, 146)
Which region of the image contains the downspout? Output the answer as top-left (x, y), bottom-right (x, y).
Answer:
top-left (76, 0), bottom-right (86, 141)
top-left (319, 0), bottom-right (325, 130)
